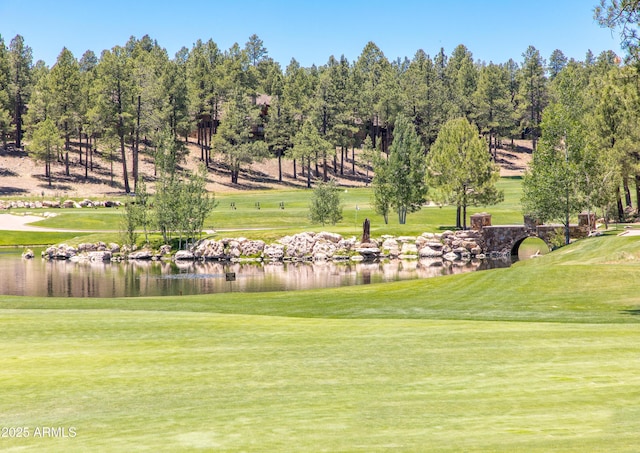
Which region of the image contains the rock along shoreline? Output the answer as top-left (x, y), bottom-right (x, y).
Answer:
top-left (32, 229), bottom-right (504, 263)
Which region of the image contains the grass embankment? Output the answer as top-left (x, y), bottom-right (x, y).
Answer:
top-left (1, 234), bottom-right (640, 452)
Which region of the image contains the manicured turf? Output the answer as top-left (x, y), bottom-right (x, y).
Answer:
top-left (0, 230), bottom-right (83, 247)
top-left (5, 178), bottom-right (527, 242)
top-left (1, 235), bottom-right (639, 451)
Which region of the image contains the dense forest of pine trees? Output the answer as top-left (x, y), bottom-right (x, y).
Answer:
top-left (0, 32), bottom-right (638, 222)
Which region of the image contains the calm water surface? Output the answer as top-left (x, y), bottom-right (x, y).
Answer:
top-left (0, 248), bottom-right (511, 298)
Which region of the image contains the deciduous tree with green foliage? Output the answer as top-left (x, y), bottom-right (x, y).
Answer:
top-left (428, 117), bottom-right (503, 229)
top-left (522, 62), bottom-right (591, 244)
top-left (309, 178), bottom-right (343, 225)
top-left (154, 134), bottom-right (215, 247)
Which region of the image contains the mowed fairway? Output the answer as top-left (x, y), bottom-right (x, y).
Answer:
top-left (1, 236), bottom-right (640, 451)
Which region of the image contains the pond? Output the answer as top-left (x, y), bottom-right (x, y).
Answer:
top-left (0, 248), bottom-right (511, 298)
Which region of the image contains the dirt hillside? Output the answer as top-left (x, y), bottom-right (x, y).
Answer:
top-left (0, 140), bottom-right (532, 198)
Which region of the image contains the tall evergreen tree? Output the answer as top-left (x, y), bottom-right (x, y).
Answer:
top-left (186, 39), bottom-right (222, 165)
top-left (0, 35), bottom-right (11, 149)
top-left (354, 42), bottom-right (391, 149)
top-left (373, 115), bottom-right (427, 224)
top-left (518, 46), bottom-right (547, 149)
top-left (447, 44), bottom-right (478, 120)
top-left (8, 35), bottom-right (32, 149)
top-left (94, 45), bottom-right (135, 193)
top-left (400, 49), bottom-right (445, 147)
top-left (49, 47), bottom-right (81, 175)
top-left (213, 92), bottom-right (268, 184)
top-left (28, 117), bottom-right (62, 186)
top-left (548, 49), bottom-right (568, 79)
top-left (473, 62), bottom-right (512, 159)
top-left (244, 34), bottom-right (268, 67)
top-left (428, 117), bottom-right (503, 229)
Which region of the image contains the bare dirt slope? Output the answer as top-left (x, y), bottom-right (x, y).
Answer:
top-left (0, 140), bottom-right (532, 198)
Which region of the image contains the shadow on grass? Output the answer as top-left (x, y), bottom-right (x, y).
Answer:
top-left (620, 309), bottom-right (640, 316)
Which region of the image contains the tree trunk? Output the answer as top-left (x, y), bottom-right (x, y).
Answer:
top-left (134, 95), bottom-right (141, 190)
top-left (278, 152), bottom-right (282, 182)
top-left (456, 205), bottom-right (462, 229)
top-left (293, 159), bottom-right (297, 179)
top-left (623, 176), bottom-right (632, 207)
top-left (323, 152), bottom-right (328, 182)
top-left (616, 186), bottom-right (624, 222)
top-left (398, 206), bottom-right (407, 225)
top-left (84, 133), bottom-right (89, 180)
top-left (198, 122), bottom-right (203, 160)
top-left (352, 144), bottom-right (355, 175)
top-left (463, 204), bottom-right (468, 230)
top-left (340, 146), bottom-right (344, 175)
top-left (78, 127), bottom-right (83, 165)
top-left (14, 92), bottom-right (22, 149)
top-left (120, 131), bottom-right (130, 193)
top-left (307, 156), bottom-right (312, 189)
top-left (64, 121), bottom-right (70, 176)
top-left (208, 117), bottom-right (213, 167)
top-left (636, 174), bottom-right (640, 215)
top-left (90, 135), bottom-right (94, 172)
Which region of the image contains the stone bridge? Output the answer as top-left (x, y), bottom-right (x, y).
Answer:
top-left (470, 213), bottom-right (595, 256)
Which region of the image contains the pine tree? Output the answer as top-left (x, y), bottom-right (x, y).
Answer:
top-left (373, 115), bottom-right (427, 224)
top-left (428, 117), bottom-right (503, 229)
top-left (8, 35), bottom-right (32, 149)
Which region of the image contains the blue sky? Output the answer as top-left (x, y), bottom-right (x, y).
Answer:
top-left (0, 0), bottom-right (623, 67)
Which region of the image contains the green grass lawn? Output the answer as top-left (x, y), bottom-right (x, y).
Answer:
top-left (3, 177), bottom-right (527, 244)
top-left (1, 234), bottom-right (640, 452)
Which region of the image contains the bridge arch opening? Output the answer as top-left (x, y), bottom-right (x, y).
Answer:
top-left (511, 236), bottom-right (551, 259)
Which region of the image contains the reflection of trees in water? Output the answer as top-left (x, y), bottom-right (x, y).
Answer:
top-left (0, 254), bottom-right (511, 298)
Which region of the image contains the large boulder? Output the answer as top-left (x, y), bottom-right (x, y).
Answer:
top-left (128, 249), bottom-right (153, 260)
top-left (264, 244), bottom-right (285, 261)
top-left (400, 242), bottom-right (418, 255)
top-left (381, 238), bottom-right (400, 257)
top-left (87, 251), bottom-right (112, 262)
top-left (240, 239), bottom-right (266, 257)
top-left (316, 231), bottom-right (342, 243)
top-left (193, 239), bottom-right (226, 260)
top-left (175, 250), bottom-right (195, 260)
top-left (43, 244), bottom-right (77, 260)
top-left (419, 246), bottom-right (443, 258)
top-left (77, 242), bottom-right (97, 252)
top-left (282, 232), bottom-right (315, 259)
top-left (312, 240), bottom-right (337, 261)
